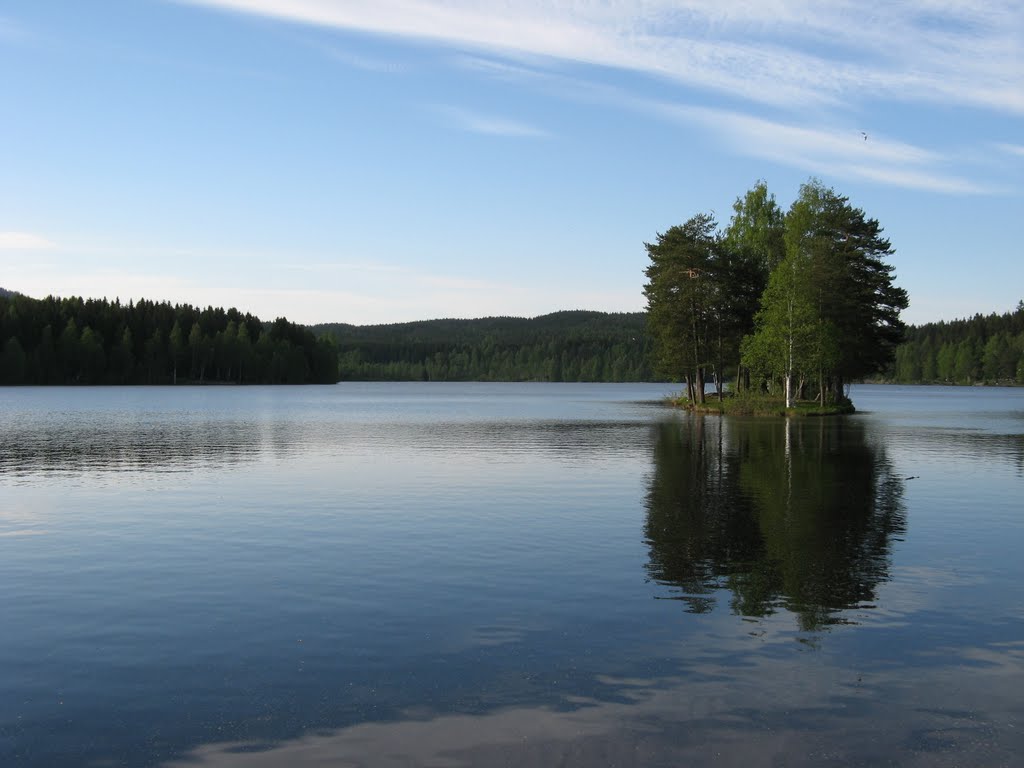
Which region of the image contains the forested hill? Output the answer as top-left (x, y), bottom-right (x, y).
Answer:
top-left (311, 311), bottom-right (654, 381)
top-left (892, 302), bottom-right (1024, 384)
top-left (0, 292), bottom-right (338, 385)
top-left (10, 284), bottom-right (1016, 387)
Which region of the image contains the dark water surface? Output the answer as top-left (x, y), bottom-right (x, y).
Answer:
top-left (1, 383), bottom-right (1022, 766)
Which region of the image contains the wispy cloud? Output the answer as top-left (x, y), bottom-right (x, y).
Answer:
top-left (454, 55), bottom-right (545, 84)
top-left (655, 104), bottom-right (994, 195)
top-left (0, 15), bottom-right (27, 41)
top-left (449, 62), bottom-right (994, 195)
top-left (285, 261), bottom-right (406, 275)
top-left (175, 1), bottom-right (1020, 194)
top-left (5, 243), bottom-right (633, 325)
top-left (177, 1), bottom-right (1024, 114)
top-left (0, 231), bottom-right (56, 250)
top-left (994, 143), bottom-right (1024, 158)
top-left (437, 106), bottom-right (549, 138)
top-left (316, 43), bottom-right (406, 74)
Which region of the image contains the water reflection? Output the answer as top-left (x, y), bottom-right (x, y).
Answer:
top-left (644, 416), bottom-right (906, 629)
top-left (4, 385), bottom-right (1022, 767)
top-left (160, 642), bottom-right (1024, 768)
top-left (0, 419), bottom-right (265, 477)
top-left (0, 416), bottom-right (651, 479)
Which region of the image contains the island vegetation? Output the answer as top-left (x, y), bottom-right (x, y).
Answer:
top-left (0, 292), bottom-right (338, 385)
top-left (643, 179), bottom-right (908, 413)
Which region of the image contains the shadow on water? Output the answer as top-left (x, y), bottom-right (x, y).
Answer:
top-left (644, 415), bottom-right (906, 630)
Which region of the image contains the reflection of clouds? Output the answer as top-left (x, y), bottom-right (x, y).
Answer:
top-left (0, 384), bottom-right (673, 483)
top-left (377, 420), bottom-right (652, 460)
top-left (162, 648), bottom-right (1024, 768)
top-left (881, 428), bottom-right (1024, 467)
top-left (0, 528), bottom-right (49, 537)
top-left (849, 566), bottom-right (985, 630)
top-left (7, 385), bottom-right (1022, 768)
top-left (964, 641), bottom-right (1024, 669)
top-left (0, 415), bottom-right (655, 483)
top-left (466, 623), bottom-right (530, 648)
top-left (0, 420), bottom-right (266, 481)
top-left (890, 565), bottom-right (988, 589)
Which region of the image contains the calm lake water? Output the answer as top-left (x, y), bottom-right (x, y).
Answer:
top-left (1, 383), bottom-right (1022, 767)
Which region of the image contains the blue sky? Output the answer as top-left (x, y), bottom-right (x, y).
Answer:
top-left (1, 0), bottom-right (1021, 326)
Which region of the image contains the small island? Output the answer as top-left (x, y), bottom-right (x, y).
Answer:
top-left (644, 179), bottom-right (907, 414)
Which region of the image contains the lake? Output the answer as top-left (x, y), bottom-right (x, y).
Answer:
top-left (1, 383), bottom-right (1022, 767)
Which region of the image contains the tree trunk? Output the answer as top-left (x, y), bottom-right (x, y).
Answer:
top-left (832, 375), bottom-right (844, 403)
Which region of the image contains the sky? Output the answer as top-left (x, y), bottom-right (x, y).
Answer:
top-left (1, 0), bottom-right (1022, 326)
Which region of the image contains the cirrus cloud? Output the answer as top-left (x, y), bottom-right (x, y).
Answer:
top-left (175, 1), bottom-right (1024, 114)
top-left (0, 231), bottom-right (56, 250)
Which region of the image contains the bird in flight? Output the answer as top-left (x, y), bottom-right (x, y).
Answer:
top-left (861, 131), bottom-right (868, 141)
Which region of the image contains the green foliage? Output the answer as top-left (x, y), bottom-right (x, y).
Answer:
top-left (313, 311), bottom-right (652, 382)
top-left (722, 179), bottom-right (785, 275)
top-left (648, 179), bottom-right (907, 406)
top-left (642, 213), bottom-right (722, 398)
top-left (742, 251), bottom-right (831, 404)
top-left (2, 337), bottom-right (27, 384)
top-left (892, 301), bottom-right (1024, 384)
top-left (783, 180), bottom-right (905, 382)
top-left (642, 201), bottom-right (777, 403)
top-left (738, 179), bottom-right (906, 403)
top-left (0, 293), bottom-right (338, 385)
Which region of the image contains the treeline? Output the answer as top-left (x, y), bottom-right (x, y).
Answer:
top-left (0, 292), bottom-right (338, 385)
top-left (644, 179), bottom-right (908, 406)
top-left (892, 302), bottom-right (1024, 385)
top-left (312, 311), bottom-right (654, 381)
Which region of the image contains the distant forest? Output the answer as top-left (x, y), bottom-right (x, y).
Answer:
top-left (313, 311), bottom-right (654, 382)
top-left (3, 286), bottom-right (1022, 386)
top-left (891, 301), bottom-right (1024, 385)
top-left (314, 302), bottom-right (1024, 386)
top-left (0, 291), bottom-right (338, 385)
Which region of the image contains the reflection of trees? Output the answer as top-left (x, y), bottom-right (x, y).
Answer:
top-left (644, 416), bottom-right (905, 629)
top-left (0, 420), bottom-right (265, 476)
top-left (644, 417), bottom-right (766, 613)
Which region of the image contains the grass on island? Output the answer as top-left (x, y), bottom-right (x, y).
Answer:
top-left (667, 391), bottom-right (856, 417)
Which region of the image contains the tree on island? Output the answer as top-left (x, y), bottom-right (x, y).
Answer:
top-left (720, 181), bottom-right (786, 391)
top-left (645, 179), bottom-right (907, 409)
top-left (741, 244), bottom-right (832, 408)
top-left (642, 213), bottom-right (722, 404)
